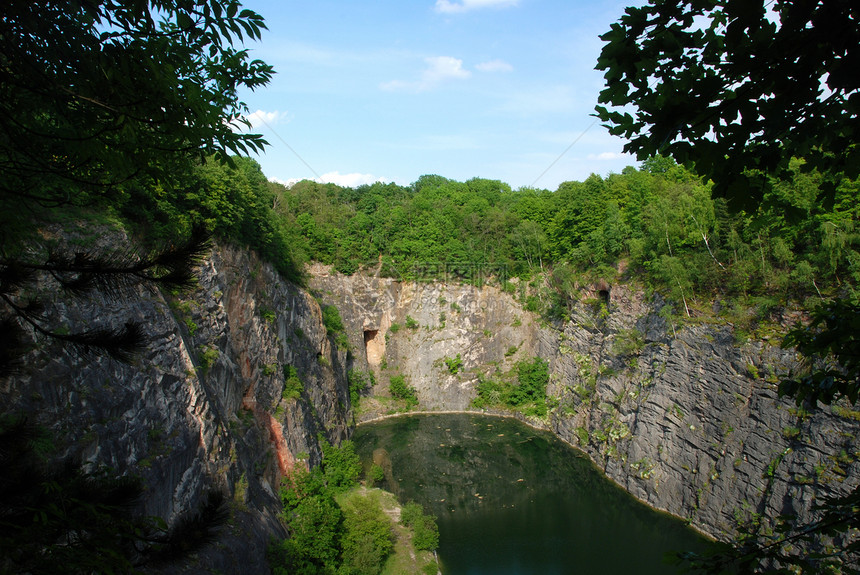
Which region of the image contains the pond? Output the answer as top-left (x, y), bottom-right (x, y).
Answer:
top-left (353, 413), bottom-right (707, 575)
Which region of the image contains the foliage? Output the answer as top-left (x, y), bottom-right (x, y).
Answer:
top-left (348, 370), bottom-right (376, 409)
top-left (399, 502), bottom-right (440, 552)
top-left (282, 365), bottom-right (304, 401)
top-left (0, 0), bottom-right (272, 214)
top-left (596, 2), bottom-right (860, 571)
top-left (271, 440), bottom-right (390, 574)
top-left (780, 299), bottom-right (860, 406)
top-left (198, 345), bottom-right (221, 376)
top-left (320, 303), bottom-right (350, 350)
top-left (611, 328), bottom-right (645, 357)
top-left (272, 159), bottom-right (859, 337)
top-left (339, 495), bottom-right (394, 575)
top-left (368, 464), bottom-right (385, 486)
top-left (443, 354), bottom-right (463, 375)
top-left (471, 376), bottom-right (506, 410)
top-left (0, 0), bottom-right (275, 378)
top-left (121, 156), bottom-right (306, 282)
top-left (511, 357), bottom-right (550, 415)
top-left (322, 304), bottom-right (345, 333)
top-left (594, 0), bottom-right (860, 211)
top-left (405, 316), bottom-right (420, 329)
top-left (272, 472), bottom-right (344, 574)
top-left (321, 439), bottom-right (363, 495)
top-left (389, 375), bottom-right (419, 409)
top-left (471, 357), bottom-right (550, 417)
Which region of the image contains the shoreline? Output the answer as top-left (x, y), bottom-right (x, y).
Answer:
top-left (353, 407), bottom-right (717, 542)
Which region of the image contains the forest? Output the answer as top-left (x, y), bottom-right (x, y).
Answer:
top-left (117, 152), bottom-right (859, 341)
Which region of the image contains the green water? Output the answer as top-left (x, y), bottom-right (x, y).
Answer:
top-left (353, 413), bottom-right (707, 575)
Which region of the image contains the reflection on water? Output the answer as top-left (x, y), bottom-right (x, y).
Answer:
top-left (353, 413), bottom-right (707, 575)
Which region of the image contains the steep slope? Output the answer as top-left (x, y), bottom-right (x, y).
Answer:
top-left (3, 244), bottom-right (351, 573)
top-left (311, 267), bottom-right (860, 546)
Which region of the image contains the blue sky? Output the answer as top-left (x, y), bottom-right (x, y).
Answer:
top-left (235, 0), bottom-right (643, 190)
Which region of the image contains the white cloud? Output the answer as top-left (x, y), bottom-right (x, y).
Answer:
top-left (268, 177), bottom-right (301, 188)
top-left (319, 171), bottom-right (388, 187)
top-left (587, 152), bottom-right (631, 161)
top-left (476, 59), bottom-right (513, 73)
top-left (231, 109), bottom-right (290, 132)
top-left (435, 0), bottom-right (518, 13)
top-left (381, 56), bottom-right (471, 92)
top-left (245, 109), bottom-right (289, 129)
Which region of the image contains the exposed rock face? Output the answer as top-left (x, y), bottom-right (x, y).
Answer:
top-left (308, 265), bottom-right (548, 414)
top-left (6, 244), bottom-right (858, 570)
top-left (3, 244), bottom-right (351, 574)
top-left (311, 268), bottom-right (860, 544)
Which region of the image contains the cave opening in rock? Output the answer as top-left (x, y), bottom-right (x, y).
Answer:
top-left (598, 289), bottom-right (610, 307)
top-left (364, 329), bottom-right (384, 367)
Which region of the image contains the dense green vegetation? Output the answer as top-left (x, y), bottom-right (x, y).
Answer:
top-left (399, 502), bottom-right (439, 552)
top-left (249, 158), bottom-right (856, 337)
top-left (472, 356), bottom-right (551, 417)
top-left (103, 147), bottom-right (855, 349)
top-left (114, 150), bottom-right (857, 350)
top-left (120, 156), bottom-right (307, 283)
top-left (389, 375), bottom-right (419, 409)
top-left (269, 439), bottom-right (438, 575)
top-left (595, 0), bottom-right (858, 213)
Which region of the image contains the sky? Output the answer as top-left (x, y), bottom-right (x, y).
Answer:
top-left (234, 0), bottom-right (644, 191)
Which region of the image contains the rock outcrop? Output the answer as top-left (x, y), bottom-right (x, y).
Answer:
top-left (310, 267), bottom-right (860, 545)
top-left (3, 244), bottom-right (351, 574)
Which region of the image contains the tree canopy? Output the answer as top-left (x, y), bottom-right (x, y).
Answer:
top-left (595, 0), bottom-right (860, 211)
top-left (0, 0), bottom-right (274, 375)
top-left (0, 0), bottom-right (273, 216)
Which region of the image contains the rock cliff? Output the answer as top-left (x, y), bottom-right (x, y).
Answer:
top-left (310, 267), bottom-right (860, 545)
top-left (7, 245), bottom-right (858, 570)
top-left (3, 244), bottom-right (351, 574)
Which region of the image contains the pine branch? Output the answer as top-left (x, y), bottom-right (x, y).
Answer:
top-left (0, 317), bottom-right (27, 379)
top-left (0, 228), bottom-right (211, 377)
top-left (22, 227), bottom-right (214, 300)
top-left (142, 491), bottom-right (229, 565)
top-left (53, 322), bottom-right (148, 365)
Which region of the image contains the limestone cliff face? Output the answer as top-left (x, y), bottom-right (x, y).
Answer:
top-left (3, 244), bottom-right (350, 574)
top-left (308, 265), bottom-right (550, 414)
top-left (310, 267), bottom-right (860, 542)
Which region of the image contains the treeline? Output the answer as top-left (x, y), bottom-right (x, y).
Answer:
top-left (267, 157), bottom-right (859, 322)
top-left (118, 154), bottom-right (859, 326)
top-left (117, 156), bottom-right (306, 283)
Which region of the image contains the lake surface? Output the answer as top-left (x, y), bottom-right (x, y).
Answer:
top-left (353, 413), bottom-right (707, 575)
